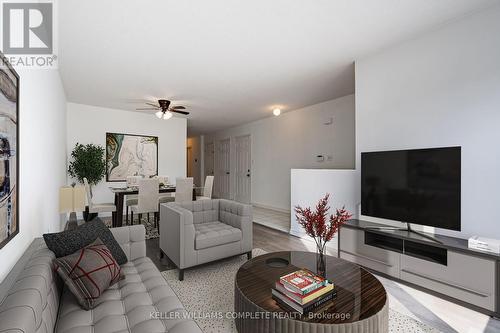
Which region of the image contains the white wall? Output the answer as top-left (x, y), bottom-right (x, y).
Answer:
top-left (356, 7), bottom-right (500, 239)
top-left (290, 169), bottom-right (359, 248)
top-left (206, 94), bottom-right (355, 211)
top-left (0, 69), bottom-right (67, 282)
top-left (66, 103), bottom-right (187, 207)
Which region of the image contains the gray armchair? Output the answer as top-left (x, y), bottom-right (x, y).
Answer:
top-left (160, 199), bottom-right (253, 280)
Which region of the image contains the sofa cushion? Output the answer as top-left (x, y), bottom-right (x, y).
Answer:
top-left (43, 218), bottom-right (128, 265)
top-left (178, 199), bottom-right (219, 224)
top-left (56, 256), bottom-right (200, 333)
top-left (194, 221), bottom-right (242, 250)
top-left (54, 238), bottom-right (122, 310)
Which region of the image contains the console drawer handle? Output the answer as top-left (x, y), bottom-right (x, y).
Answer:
top-left (401, 269), bottom-right (491, 298)
top-left (340, 250), bottom-right (393, 267)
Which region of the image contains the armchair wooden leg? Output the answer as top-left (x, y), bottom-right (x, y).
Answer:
top-left (138, 213), bottom-right (142, 224)
top-left (179, 269), bottom-right (184, 281)
top-left (131, 211), bottom-right (134, 225)
top-left (247, 251), bottom-right (252, 260)
top-left (126, 206), bottom-right (129, 225)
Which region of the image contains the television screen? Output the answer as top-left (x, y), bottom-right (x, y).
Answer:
top-left (361, 147), bottom-right (461, 231)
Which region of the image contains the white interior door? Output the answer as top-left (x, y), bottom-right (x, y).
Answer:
top-left (234, 135), bottom-right (251, 203)
top-left (215, 138), bottom-right (230, 199)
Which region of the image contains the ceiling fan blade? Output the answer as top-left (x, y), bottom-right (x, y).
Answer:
top-left (171, 105), bottom-right (186, 110)
top-left (146, 102), bottom-right (160, 108)
top-left (136, 108), bottom-right (158, 111)
top-left (171, 110), bottom-right (190, 115)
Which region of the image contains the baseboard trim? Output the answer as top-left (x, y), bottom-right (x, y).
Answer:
top-left (289, 229), bottom-right (305, 238)
top-left (252, 202), bottom-right (291, 214)
top-left (253, 220), bottom-right (291, 234)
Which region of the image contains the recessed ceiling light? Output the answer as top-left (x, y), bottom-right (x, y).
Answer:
top-left (273, 108), bottom-right (281, 116)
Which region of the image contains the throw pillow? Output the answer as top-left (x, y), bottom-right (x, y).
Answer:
top-left (43, 218), bottom-right (128, 265)
top-left (54, 238), bottom-right (122, 310)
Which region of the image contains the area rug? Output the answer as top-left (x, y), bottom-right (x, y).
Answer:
top-left (162, 249), bottom-right (441, 333)
top-left (101, 216), bottom-right (159, 239)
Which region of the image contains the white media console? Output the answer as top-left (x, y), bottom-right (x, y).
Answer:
top-left (339, 219), bottom-right (500, 317)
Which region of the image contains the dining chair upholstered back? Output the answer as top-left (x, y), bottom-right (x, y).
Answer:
top-left (175, 177), bottom-right (193, 203)
top-left (137, 178), bottom-right (160, 213)
top-left (203, 176), bottom-right (214, 198)
top-left (83, 177), bottom-right (116, 214)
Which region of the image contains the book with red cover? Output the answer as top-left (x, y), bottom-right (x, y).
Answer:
top-left (280, 269), bottom-right (327, 295)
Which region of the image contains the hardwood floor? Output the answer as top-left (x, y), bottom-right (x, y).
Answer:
top-left (253, 223), bottom-right (338, 256)
top-left (253, 206), bottom-right (290, 233)
top-left (146, 238), bottom-right (175, 271)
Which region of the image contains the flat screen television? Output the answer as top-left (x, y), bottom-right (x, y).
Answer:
top-left (361, 147), bottom-right (461, 231)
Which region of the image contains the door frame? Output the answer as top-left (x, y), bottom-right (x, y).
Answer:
top-left (186, 146), bottom-right (193, 177)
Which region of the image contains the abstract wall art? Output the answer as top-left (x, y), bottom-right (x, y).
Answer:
top-left (0, 52), bottom-right (19, 249)
top-left (106, 132), bottom-right (158, 182)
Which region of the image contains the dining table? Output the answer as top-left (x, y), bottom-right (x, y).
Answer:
top-left (109, 185), bottom-right (196, 227)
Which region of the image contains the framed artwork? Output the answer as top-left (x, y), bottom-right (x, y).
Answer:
top-left (106, 132), bottom-right (158, 182)
top-left (0, 52), bottom-right (19, 249)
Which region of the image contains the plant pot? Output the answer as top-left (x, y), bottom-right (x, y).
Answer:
top-left (83, 206), bottom-right (98, 222)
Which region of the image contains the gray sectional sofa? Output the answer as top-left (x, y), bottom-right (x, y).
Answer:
top-left (160, 199), bottom-right (253, 280)
top-left (0, 225), bottom-right (202, 333)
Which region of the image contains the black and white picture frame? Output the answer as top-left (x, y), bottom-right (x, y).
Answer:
top-left (0, 52), bottom-right (19, 249)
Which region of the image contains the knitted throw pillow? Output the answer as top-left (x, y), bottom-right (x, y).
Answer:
top-left (43, 218), bottom-right (128, 265)
top-left (54, 238), bottom-right (122, 310)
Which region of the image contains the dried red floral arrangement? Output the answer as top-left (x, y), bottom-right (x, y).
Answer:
top-left (294, 193), bottom-right (352, 255)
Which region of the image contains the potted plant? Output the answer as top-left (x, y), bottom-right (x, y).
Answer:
top-left (68, 143), bottom-right (106, 221)
top-left (294, 194), bottom-right (352, 276)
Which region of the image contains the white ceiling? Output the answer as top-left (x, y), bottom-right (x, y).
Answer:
top-left (58, 0), bottom-right (498, 134)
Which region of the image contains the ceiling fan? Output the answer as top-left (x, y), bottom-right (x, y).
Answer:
top-left (136, 99), bottom-right (189, 120)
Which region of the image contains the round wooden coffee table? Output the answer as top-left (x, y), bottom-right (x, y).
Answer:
top-left (235, 251), bottom-right (388, 333)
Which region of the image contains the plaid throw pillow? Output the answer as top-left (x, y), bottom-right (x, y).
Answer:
top-left (54, 238), bottom-right (122, 310)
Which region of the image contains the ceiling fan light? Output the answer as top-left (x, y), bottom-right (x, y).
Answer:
top-left (155, 111), bottom-right (164, 119)
top-left (163, 111), bottom-right (173, 120)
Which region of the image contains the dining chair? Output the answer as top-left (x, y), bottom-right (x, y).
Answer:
top-left (83, 178), bottom-right (117, 216)
top-left (125, 176), bottom-right (141, 224)
top-left (157, 175), bottom-right (175, 204)
top-left (175, 177), bottom-right (194, 203)
top-left (196, 175), bottom-right (214, 200)
top-left (129, 178), bottom-right (160, 227)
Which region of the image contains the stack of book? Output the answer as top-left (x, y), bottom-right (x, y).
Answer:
top-left (271, 269), bottom-right (336, 314)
